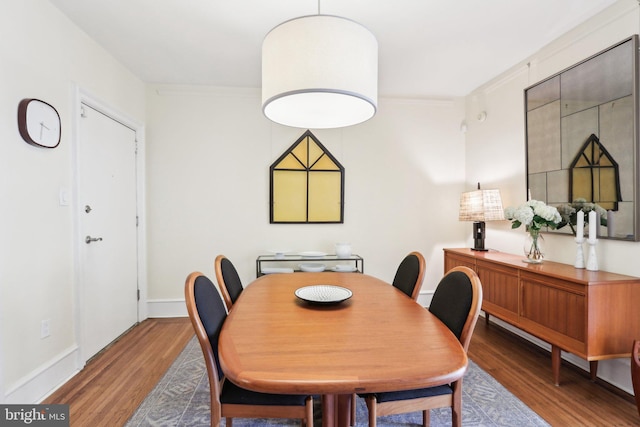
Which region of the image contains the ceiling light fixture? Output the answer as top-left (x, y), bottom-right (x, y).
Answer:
top-left (261, 8), bottom-right (378, 129)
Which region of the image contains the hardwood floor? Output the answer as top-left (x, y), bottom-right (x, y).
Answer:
top-left (468, 318), bottom-right (638, 426)
top-left (44, 318), bottom-right (194, 427)
top-left (44, 316), bottom-right (638, 426)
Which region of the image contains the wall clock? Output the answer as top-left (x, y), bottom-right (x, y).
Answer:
top-left (17, 98), bottom-right (61, 148)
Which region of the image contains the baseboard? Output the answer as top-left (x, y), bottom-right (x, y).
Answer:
top-left (484, 314), bottom-right (634, 395)
top-left (3, 345), bottom-right (79, 404)
top-left (417, 289), bottom-right (434, 308)
top-left (147, 298), bottom-right (188, 318)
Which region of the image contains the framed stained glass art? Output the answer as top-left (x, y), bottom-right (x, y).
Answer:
top-left (270, 130), bottom-right (344, 224)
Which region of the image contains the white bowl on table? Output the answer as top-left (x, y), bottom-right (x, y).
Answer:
top-left (299, 251), bottom-right (327, 258)
top-left (299, 263), bottom-right (326, 272)
top-left (269, 249), bottom-right (290, 259)
top-left (332, 264), bottom-right (357, 272)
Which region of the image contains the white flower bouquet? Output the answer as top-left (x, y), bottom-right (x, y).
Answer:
top-left (504, 200), bottom-right (562, 232)
top-left (505, 200), bottom-right (562, 263)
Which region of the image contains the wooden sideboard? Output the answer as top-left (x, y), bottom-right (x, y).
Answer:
top-left (444, 248), bottom-right (640, 385)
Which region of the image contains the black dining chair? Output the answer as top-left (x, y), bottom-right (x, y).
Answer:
top-left (185, 272), bottom-right (314, 427)
top-left (360, 266), bottom-right (482, 427)
top-left (632, 340), bottom-right (640, 418)
top-left (214, 255), bottom-right (243, 311)
top-left (391, 251), bottom-right (426, 300)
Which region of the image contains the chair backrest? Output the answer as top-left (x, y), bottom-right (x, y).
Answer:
top-left (632, 340), bottom-right (640, 418)
top-left (215, 255), bottom-right (243, 311)
top-left (428, 266), bottom-right (483, 350)
top-left (185, 272), bottom-right (227, 413)
top-left (391, 251), bottom-right (426, 300)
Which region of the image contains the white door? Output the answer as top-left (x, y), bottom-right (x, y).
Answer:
top-left (78, 103), bottom-right (138, 360)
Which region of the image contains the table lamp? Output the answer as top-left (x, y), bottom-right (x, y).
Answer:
top-left (459, 183), bottom-right (505, 251)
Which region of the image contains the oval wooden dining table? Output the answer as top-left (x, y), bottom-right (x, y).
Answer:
top-left (218, 272), bottom-right (467, 427)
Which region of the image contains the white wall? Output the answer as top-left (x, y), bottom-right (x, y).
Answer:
top-left (0, 1), bottom-right (145, 403)
top-left (145, 86), bottom-right (468, 314)
top-left (464, 0), bottom-right (639, 393)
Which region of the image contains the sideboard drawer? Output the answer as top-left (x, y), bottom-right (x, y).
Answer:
top-left (476, 259), bottom-right (519, 323)
top-left (444, 251), bottom-right (475, 272)
top-left (520, 273), bottom-right (587, 355)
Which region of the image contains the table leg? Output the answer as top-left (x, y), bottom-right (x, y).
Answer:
top-left (321, 394), bottom-right (352, 427)
top-left (322, 395), bottom-right (336, 427)
top-left (551, 345), bottom-right (561, 386)
top-left (337, 394), bottom-right (352, 427)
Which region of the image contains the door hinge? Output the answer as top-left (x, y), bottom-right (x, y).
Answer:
top-left (136, 215), bottom-right (139, 227)
top-left (137, 289), bottom-right (140, 301)
top-left (80, 105), bottom-right (87, 118)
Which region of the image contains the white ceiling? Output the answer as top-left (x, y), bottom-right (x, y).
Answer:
top-left (48, 0), bottom-right (619, 99)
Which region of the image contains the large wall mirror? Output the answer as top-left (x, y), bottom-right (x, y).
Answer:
top-left (525, 35), bottom-right (640, 241)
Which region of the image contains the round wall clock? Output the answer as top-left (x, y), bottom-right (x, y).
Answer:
top-left (17, 98), bottom-right (61, 148)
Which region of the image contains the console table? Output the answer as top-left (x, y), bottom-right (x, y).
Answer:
top-left (444, 248), bottom-right (640, 385)
top-left (256, 254), bottom-right (364, 277)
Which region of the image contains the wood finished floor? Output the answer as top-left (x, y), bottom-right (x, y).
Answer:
top-left (43, 318), bottom-right (194, 427)
top-left (44, 316), bottom-right (638, 426)
top-left (468, 319), bottom-right (638, 427)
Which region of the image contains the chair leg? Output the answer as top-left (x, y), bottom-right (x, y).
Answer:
top-left (211, 396), bottom-right (221, 427)
top-left (351, 393), bottom-right (356, 426)
top-left (365, 396), bottom-right (377, 427)
top-left (422, 409), bottom-right (429, 427)
top-left (451, 379), bottom-right (462, 427)
top-left (226, 417), bottom-right (233, 427)
top-left (305, 396), bottom-right (314, 427)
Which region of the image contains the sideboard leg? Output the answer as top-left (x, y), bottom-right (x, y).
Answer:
top-left (484, 312), bottom-right (490, 325)
top-left (589, 360), bottom-right (598, 382)
top-left (552, 345), bottom-right (561, 386)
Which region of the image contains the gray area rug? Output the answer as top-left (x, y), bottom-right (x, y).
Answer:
top-left (126, 337), bottom-right (549, 426)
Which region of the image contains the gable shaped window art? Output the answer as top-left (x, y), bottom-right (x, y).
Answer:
top-left (270, 130), bottom-right (344, 223)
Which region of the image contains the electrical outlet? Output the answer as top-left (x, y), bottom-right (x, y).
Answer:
top-left (41, 319), bottom-right (51, 339)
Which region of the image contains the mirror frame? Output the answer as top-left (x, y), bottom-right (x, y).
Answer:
top-left (525, 35), bottom-right (640, 241)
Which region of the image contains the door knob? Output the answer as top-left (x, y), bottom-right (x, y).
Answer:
top-left (85, 236), bottom-right (103, 244)
top-left (85, 205), bottom-right (92, 213)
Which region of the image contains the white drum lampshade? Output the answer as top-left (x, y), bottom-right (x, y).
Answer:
top-left (262, 15), bottom-right (378, 129)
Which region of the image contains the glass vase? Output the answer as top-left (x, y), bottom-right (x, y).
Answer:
top-left (523, 229), bottom-right (544, 263)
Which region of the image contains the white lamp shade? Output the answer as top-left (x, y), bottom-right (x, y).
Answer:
top-left (262, 15), bottom-right (378, 129)
top-left (459, 189), bottom-right (505, 222)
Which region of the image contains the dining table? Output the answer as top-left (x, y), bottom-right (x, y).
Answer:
top-left (218, 272), bottom-right (467, 427)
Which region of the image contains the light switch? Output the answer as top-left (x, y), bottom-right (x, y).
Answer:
top-left (59, 188), bottom-right (71, 206)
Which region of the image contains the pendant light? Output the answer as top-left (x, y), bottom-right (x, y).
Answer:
top-left (262, 9), bottom-right (378, 129)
